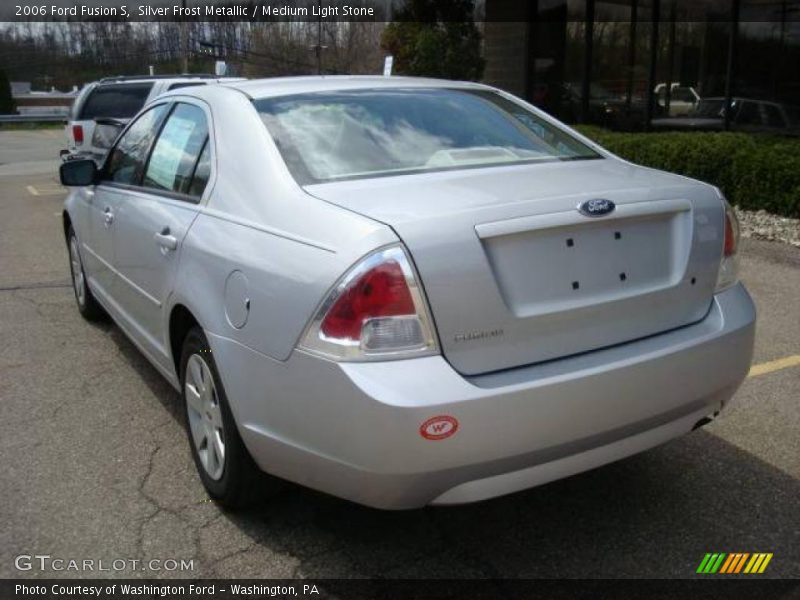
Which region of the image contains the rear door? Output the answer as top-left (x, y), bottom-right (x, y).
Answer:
top-left (110, 102), bottom-right (211, 365)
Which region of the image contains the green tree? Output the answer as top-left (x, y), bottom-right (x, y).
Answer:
top-left (0, 70), bottom-right (15, 114)
top-left (380, 0), bottom-right (484, 81)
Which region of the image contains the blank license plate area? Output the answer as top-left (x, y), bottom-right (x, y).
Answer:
top-left (482, 212), bottom-right (688, 317)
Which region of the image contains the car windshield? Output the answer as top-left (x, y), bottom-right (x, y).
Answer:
top-left (254, 88), bottom-right (601, 184)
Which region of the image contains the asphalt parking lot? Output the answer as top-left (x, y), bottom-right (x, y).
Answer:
top-left (1, 129), bottom-right (798, 580)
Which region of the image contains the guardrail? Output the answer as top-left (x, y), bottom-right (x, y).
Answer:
top-left (0, 114), bottom-right (66, 123)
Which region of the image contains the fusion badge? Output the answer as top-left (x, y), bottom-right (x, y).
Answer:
top-left (420, 416), bottom-right (459, 441)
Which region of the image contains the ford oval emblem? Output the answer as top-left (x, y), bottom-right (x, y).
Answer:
top-left (578, 198), bottom-right (615, 217)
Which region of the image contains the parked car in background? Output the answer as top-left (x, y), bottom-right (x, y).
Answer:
top-left (559, 82), bottom-right (646, 130)
top-left (60, 76), bottom-right (755, 510)
top-left (655, 83), bottom-right (700, 117)
top-left (63, 74), bottom-right (243, 164)
top-left (652, 97), bottom-right (800, 134)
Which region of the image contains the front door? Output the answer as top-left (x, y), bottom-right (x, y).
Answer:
top-left (83, 185), bottom-right (124, 303)
top-left (110, 102), bottom-right (212, 367)
top-left (86, 103), bottom-right (170, 310)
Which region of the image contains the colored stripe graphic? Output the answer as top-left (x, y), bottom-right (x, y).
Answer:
top-left (699, 553), bottom-right (773, 574)
top-left (697, 554), bottom-right (712, 573)
top-left (745, 554), bottom-right (761, 573)
top-left (719, 554), bottom-right (736, 573)
top-left (710, 553), bottom-right (726, 573)
top-left (758, 554), bottom-right (773, 573)
top-left (697, 553), bottom-right (727, 573)
top-left (734, 553), bottom-right (750, 573)
top-left (721, 553), bottom-right (740, 574)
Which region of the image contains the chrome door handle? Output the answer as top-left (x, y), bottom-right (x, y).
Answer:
top-left (155, 229), bottom-right (178, 252)
top-left (103, 207), bottom-right (114, 226)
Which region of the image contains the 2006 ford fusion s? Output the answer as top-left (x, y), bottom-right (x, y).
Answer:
top-left (60, 76), bottom-right (755, 509)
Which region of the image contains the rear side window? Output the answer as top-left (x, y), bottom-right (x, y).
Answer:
top-left (186, 141), bottom-right (211, 197)
top-left (143, 103), bottom-right (209, 196)
top-left (736, 101), bottom-right (760, 125)
top-left (78, 83), bottom-right (154, 120)
top-left (69, 85), bottom-right (94, 120)
top-left (763, 105), bottom-right (785, 128)
top-left (104, 104), bottom-right (168, 185)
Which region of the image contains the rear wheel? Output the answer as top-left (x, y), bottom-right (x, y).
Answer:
top-left (67, 226), bottom-right (104, 321)
top-left (180, 326), bottom-right (273, 508)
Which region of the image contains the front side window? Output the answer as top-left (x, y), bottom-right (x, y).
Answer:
top-left (143, 103), bottom-right (209, 196)
top-left (255, 88), bottom-right (600, 184)
top-left (104, 104), bottom-right (168, 186)
top-left (693, 99), bottom-right (725, 118)
top-left (673, 88), bottom-right (695, 103)
top-left (736, 101), bottom-right (760, 125)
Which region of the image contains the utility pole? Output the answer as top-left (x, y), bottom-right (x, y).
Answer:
top-left (580, 0), bottom-right (595, 124)
top-left (180, 0), bottom-right (189, 73)
top-left (316, 0), bottom-right (322, 74)
top-left (723, 0), bottom-right (740, 131)
top-left (645, 0), bottom-right (660, 131)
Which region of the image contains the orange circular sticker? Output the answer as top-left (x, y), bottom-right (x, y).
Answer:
top-left (420, 415), bottom-right (459, 440)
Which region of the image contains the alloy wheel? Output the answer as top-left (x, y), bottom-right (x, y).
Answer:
top-left (185, 354), bottom-right (226, 481)
top-left (69, 235), bottom-right (85, 307)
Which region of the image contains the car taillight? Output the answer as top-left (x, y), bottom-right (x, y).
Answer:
top-left (72, 125), bottom-right (84, 145)
top-left (300, 245), bottom-right (438, 361)
top-left (723, 208), bottom-right (737, 257)
top-left (716, 198), bottom-right (740, 292)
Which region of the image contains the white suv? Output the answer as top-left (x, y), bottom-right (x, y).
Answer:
top-left (63, 75), bottom-right (243, 164)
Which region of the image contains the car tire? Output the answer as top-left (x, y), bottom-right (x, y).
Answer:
top-left (180, 326), bottom-right (275, 509)
top-left (67, 225), bottom-right (105, 321)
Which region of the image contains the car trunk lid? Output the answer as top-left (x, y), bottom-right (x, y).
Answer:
top-left (305, 159), bottom-right (725, 375)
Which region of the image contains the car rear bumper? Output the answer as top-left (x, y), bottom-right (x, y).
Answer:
top-left (208, 283), bottom-right (755, 509)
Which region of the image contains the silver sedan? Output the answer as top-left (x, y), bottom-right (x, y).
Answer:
top-left (60, 76), bottom-right (755, 509)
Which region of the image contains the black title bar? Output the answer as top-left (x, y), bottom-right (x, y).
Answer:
top-left (3, 579), bottom-right (800, 600)
top-left (4, 0), bottom-right (800, 22)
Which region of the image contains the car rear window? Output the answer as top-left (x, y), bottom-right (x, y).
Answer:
top-left (168, 82), bottom-right (208, 91)
top-left (254, 88), bottom-right (600, 184)
top-left (78, 83), bottom-right (154, 120)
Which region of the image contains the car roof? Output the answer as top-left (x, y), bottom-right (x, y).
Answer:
top-left (93, 75), bottom-right (243, 86)
top-left (703, 96), bottom-right (780, 106)
top-left (222, 75), bottom-right (492, 99)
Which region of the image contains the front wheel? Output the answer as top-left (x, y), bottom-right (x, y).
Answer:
top-left (180, 326), bottom-right (272, 508)
top-left (67, 225), bottom-right (105, 321)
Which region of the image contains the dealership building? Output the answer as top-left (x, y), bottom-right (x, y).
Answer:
top-left (482, 0), bottom-right (800, 132)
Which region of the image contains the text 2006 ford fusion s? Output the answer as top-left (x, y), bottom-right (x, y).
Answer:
top-left (60, 76), bottom-right (755, 509)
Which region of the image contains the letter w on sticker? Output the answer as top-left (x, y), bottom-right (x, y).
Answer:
top-left (420, 416), bottom-right (459, 440)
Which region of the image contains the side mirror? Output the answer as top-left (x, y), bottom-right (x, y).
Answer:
top-left (59, 158), bottom-right (98, 187)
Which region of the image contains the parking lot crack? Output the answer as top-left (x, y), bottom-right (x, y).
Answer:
top-left (0, 281), bottom-right (71, 292)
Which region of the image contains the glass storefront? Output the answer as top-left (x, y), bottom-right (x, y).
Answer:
top-left (484, 0), bottom-right (800, 134)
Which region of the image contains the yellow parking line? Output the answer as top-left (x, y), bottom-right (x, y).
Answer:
top-left (26, 183), bottom-right (65, 196)
top-left (748, 355), bottom-right (800, 378)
